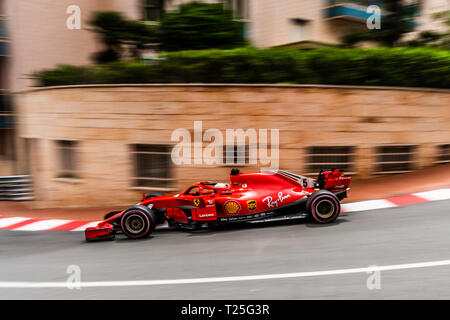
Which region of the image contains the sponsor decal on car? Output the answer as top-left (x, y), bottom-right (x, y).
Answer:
top-left (199, 213), bottom-right (215, 218)
top-left (223, 200), bottom-right (241, 214)
top-left (247, 200), bottom-right (257, 211)
top-left (218, 211), bottom-right (276, 222)
top-left (262, 192), bottom-right (291, 208)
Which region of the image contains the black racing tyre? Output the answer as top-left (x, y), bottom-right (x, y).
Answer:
top-left (104, 210), bottom-right (122, 220)
top-left (306, 190), bottom-right (341, 223)
top-left (145, 192), bottom-right (167, 224)
top-left (120, 205), bottom-right (157, 239)
top-left (145, 192), bottom-right (164, 200)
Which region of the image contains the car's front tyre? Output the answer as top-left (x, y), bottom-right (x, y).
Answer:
top-left (306, 190), bottom-right (341, 223)
top-left (145, 192), bottom-right (167, 224)
top-left (120, 205), bottom-right (156, 239)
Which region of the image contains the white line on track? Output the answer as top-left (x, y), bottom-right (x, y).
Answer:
top-left (2, 259), bottom-right (450, 289)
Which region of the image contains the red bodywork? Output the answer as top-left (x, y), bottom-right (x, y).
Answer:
top-left (85, 169), bottom-right (351, 240)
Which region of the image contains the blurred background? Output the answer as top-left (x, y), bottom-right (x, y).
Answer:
top-left (0, 0), bottom-right (448, 208)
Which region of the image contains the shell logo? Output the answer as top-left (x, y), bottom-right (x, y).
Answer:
top-left (223, 200), bottom-right (241, 214)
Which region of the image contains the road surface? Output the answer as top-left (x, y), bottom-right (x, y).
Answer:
top-left (1, 200), bottom-right (450, 299)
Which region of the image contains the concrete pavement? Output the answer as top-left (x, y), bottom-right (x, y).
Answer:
top-left (1, 199), bottom-right (450, 299)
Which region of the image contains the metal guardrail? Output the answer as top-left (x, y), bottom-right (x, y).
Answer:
top-left (0, 175), bottom-right (34, 201)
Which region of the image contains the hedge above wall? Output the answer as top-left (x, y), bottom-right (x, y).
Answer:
top-left (33, 47), bottom-right (450, 89)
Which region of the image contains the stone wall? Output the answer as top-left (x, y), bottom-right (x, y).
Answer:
top-left (16, 84), bottom-right (450, 208)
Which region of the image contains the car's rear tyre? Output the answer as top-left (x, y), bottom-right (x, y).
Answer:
top-left (306, 190), bottom-right (340, 223)
top-left (104, 210), bottom-right (121, 220)
top-left (120, 205), bottom-right (157, 239)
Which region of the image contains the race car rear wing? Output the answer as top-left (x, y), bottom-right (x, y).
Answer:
top-left (317, 169), bottom-right (352, 194)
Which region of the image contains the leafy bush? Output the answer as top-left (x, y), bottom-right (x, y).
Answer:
top-left (159, 2), bottom-right (245, 51)
top-left (34, 47), bottom-right (450, 89)
top-left (88, 11), bottom-right (157, 64)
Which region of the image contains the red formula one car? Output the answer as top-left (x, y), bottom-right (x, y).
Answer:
top-left (85, 168), bottom-right (351, 241)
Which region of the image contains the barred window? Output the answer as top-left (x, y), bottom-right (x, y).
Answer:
top-left (0, 93), bottom-right (12, 115)
top-left (142, 0), bottom-right (164, 22)
top-left (224, 0), bottom-right (250, 20)
top-left (132, 144), bottom-right (173, 188)
top-left (374, 145), bottom-right (416, 174)
top-left (0, 129), bottom-right (13, 159)
top-left (223, 144), bottom-right (250, 166)
top-left (56, 140), bottom-right (78, 178)
top-left (305, 146), bottom-right (355, 174)
top-left (436, 144), bottom-right (450, 164)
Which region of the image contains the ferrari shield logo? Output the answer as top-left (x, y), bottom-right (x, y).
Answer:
top-left (247, 200), bottom-right (257, 211)
top-left (193, 198), bottom-right (200, 207)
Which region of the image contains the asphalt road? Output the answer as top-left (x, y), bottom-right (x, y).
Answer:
top-left (1, 200), bottom-right (450, 299)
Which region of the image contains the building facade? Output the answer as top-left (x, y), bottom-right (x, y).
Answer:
top-left (0, 1), bottom-right (13, 176)
top-left (3, 0), bottom-right (449, 92)
top-left (0, 0), bottom-right (449, 204)
top-left (17, 84), bottom-right (450, 208)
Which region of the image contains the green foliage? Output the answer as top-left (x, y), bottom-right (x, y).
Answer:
top-left (158, 2), bottom-right (245, 51)
top-left (33, 47), bottom-right (450, 89)
top-left (341, 31), bottom-right (371, 48)
top-left (405, 31), bottom-right (443, 47)
top-left (88, 11), bottom-right (157, 63)
top-left (34, 65), bottom-right (97, 86)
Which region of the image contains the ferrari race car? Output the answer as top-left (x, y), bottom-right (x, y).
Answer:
top-left (85, 168), bottom-right (351, 241)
